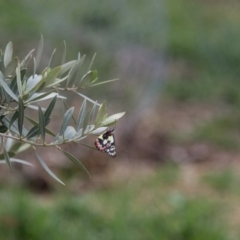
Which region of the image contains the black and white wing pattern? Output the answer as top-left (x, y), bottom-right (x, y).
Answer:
top-left (94, 129), bottom-right (116, 158)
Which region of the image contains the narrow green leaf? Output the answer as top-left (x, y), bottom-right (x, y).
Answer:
top-left (101, 112), bottom-right (126, 126)
top-left (20, 49), bottom-right (34, 68)
top-left (44, 66), bottom-right (61, 87)
top-left (9, 142), bottom-right (30, 155)
top-left (33, 57), bottom-right (36, 77)
top-left (63, 101), bottom-right (77, 125)
top-left (18, 97), bottom-right (24, 136)
top-left (35, 35), bottom-right (44, 71)
top-left (4, 147), bottom-right (12, 172)
top-left (77, 99), bottom-right (86, 132)
top-left (63, 126), bottom-right (76, 140)
top-left (10, 111), bottom-right (19, 128)
top-left (89, 101), bottom-right (97, 126)
top-left (79, 70), bottom-right (96, 86)
top-left (26, 74), bottom-right (46, 94)
top-left (25, 115), bottom-right (55, 138)
top-left (87, 53), bottom-right (96, 71)
top-left (35, 151), bottom-right (65, 185)
top-left (61, 149), bottom-right (91, 177)
top-left (95, 101), bottom-right (106, 126)
top-left (59, 107), bottom-right (74, 136)
top-left (61, 40), bottom-right (66, 65)
top-left (38, 106), bottom-right (45, 142)
top-left (75, 92), bottom-right (101, 106)
top-left (0, 158), bottom-right (32, 167)
top-left (27, 90), bottom-right (57, 103)
top-left (0, 72), bottom-right (18, 101)
top-left (89, 78), bottom-right (119, 87)
top-left (59, 60), bottom-right (77, 76)
top-left (4, 57), bottom-right (18, 77)
top-left (16, 63), bottom-right (22, 96)
top-left (2, 116), bottom-right (29, 136)
top-left (45, 77), bottom-right (66, 88)
top-left (66, 56), bottom-right (85, 87)
top-left (48, 48), bottom-right (56, 68)
top-left (4, 42), bottom-right (13, 68)
top-left (82, 109), bottom-right (91, 134)
top-left (44, 95), bottom-right (57, 121)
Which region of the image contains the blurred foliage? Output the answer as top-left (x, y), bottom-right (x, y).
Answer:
top-left (0, 164), bottom-right (237, 240)
top-left (191, 114), bottom-right (240, 150)
top-left (202, 168), bottom-right (240, 194)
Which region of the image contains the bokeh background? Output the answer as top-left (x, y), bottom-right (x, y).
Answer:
top-left (1, 0), bottom-right (240, 239)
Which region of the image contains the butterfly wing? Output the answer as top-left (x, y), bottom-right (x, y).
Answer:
top-left (95, 129), bottom-right (116, 158)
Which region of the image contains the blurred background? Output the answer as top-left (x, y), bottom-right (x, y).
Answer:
top-left (1, 0), bottom-right (240, 239)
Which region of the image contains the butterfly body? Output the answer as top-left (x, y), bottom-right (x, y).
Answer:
top-left (95, 129), bottom-right (116, 157)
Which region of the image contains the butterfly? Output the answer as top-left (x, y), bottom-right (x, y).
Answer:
top-left (94, 128), bottom-right (116, 158)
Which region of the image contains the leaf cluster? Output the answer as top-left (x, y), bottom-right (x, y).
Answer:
top-left (0, 36), bottom-right (125, 184)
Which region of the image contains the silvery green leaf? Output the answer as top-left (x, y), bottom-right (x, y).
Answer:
top-left (16, 63), bottom-right (22, 96)
top-left (77, 99), bottom-right (86, 132)
top-left (4, 147), bottom-right (12, 172)
top-left (59, 107), bottom-right (74, 136)
top-left (45, 77), bottom-right (67, 88)
top-left (87, 53), bottom-right (96, 71)
top-left (51, 133), bottom-right (62, 143)
top-left (48, 48), bottom-right (56, 68)
top-left (28, 104), bottom-right (46, 111)
top-left (95, 101), bottom-right (106, 126)
top-left (74, 135), bottom-right (86, 142)
top-left (20, 49), bottom-right (34, 68)
top-left (83, 124), bottom-right (95, 134)
top-left (89, 78), bottom-right (119, 87)
top-left (35, 35), bottom-right (43, 71)
top-left (26, 74), bottom-right (42, 90)
top-left (79, 70), bottom-right (97, 86)
top-left (26, 74), bottom-right (45, 94)
top-left (0, 158), bottom-right (33, 167)
top-left (66, 56), bottom-right (85, 87)
top-left (9, 142), bottom-right (30, 155)
top-left (59, 60), bottom-right (77, 76)
top-left (2, 117), bottom-right (19, 135)
top-left (9, 69), bottom-right (26, 96)
top-left (61, 149), bottom-right (90, 177)
top-left (38, 105), bottom-right (45, 142)
top-left (64, 126), bottom-right (76, 139)
top-left (33, 57), bottom-right (36, 76)
top-left (91, 127), bottom-right (108, 135)
top-left (4, 42), bottom-right (13, 68)
top-left (35, 151), bottom-right (65, 185)
top-left (0, 71), bottom-right (18, 101)
top-left (101, 112), bottom-right (126, 126)
top-left (75, 92), bottom-right (101, 106)
top-left (4, 116), bottom-right (28, 137)
top-left (4, 57), bottom-right (18, 77)
top-left (82, 109), bottom-right (90, 134)
top-left (61, 40), bottom-right (66, 65)
top-left (18, 97), bottom-right (24, 136)
top-left (44, 66), bottom-right (61, 86)
top-left (27, 90), bottom-right (58, 103)
top-left (76, 128), bottom-right (82, 136)
top-left (89, 101), bottom-right (97, 126)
